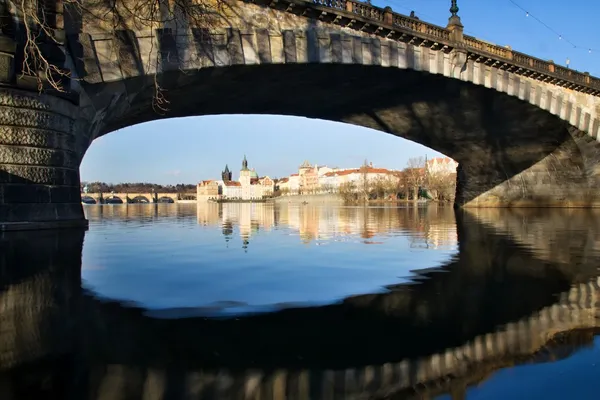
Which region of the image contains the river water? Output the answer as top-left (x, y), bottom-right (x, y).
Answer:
top-left (0, 202), bottom-right (599, 399)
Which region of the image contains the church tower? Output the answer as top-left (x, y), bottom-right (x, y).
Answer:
top-left (221, 164), bottom-right (232, 182)
top-left (239, 155), bottom-right (251, 186)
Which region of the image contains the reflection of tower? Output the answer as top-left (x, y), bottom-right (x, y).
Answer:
top-left (221, 164), bottom-right (232, 182)
top-left (222, 221), bottom-right (233, 240)
top-left (239, 206), bottom-right (252, 242)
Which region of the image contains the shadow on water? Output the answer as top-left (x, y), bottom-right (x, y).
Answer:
top-left (0, 208), bottom-right (599, 399)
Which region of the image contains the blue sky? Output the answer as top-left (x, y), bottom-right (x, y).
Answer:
top-left (80, 0), bottom-right (600, 184)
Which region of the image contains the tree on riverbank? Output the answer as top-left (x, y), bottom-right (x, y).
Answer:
top-left (426, 172), bottom-right (456, 202)
top-left (338, 181), bottom-right (359, 202)
top-left (404, 157), bottom-right (426, 200)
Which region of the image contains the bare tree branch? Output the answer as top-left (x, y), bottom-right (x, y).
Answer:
top-left (10, 0), bottom-right (223, 108)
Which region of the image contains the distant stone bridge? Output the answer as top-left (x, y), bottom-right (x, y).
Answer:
top-left (3, 0), bottom-right (600, 229)
top-left (81, 192), bottom-right (180, 203)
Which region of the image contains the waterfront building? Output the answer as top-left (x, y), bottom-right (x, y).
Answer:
top-left (298, 160), bottom-right (319, 194)
top-left (426, 157), bottom-right (458, 175)
top-left (196, 180), bottom-right (220, 202)
top-left (197, 156), bottom-right (274, 201)
top-left (320, 164), bottom-right (401, 191)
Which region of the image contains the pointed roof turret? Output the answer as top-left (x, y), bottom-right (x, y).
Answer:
top-left (242, 155), bottom-right (249, 171)
top-left (299, 160), bottom-right (311, 169)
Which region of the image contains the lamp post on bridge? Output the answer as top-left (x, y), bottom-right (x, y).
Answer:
top-left (450, 0), bottom-right (459, 17)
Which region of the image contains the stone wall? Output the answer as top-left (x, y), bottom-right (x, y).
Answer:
top-left (0, 89), bottom-right (89, 228)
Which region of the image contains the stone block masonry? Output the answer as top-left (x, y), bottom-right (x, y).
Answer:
top-left (0, 89), bottom-right (88, 230)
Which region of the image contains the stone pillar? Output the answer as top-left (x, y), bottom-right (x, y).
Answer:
top-left (383, 6), bottom-right (393, 25)
top-left (454, 129), bottom-right (600, 208)
top-left (0, 88), bottom-right (87, 230)
top-left (447, 16), bottom-right (464, 43)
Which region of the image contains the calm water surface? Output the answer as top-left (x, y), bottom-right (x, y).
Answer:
top-left (0, 202), bottom-right (599, 399)
top-left (82, 203), bottom-right (458, 314)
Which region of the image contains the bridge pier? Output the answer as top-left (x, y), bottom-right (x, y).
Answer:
top-left (0, 87), bottom-right (89, 230)
top-left (456, 127), bottom-right (600, 208)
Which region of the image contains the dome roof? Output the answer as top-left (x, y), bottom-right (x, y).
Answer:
top-left (250, 170), bottom-right (258, 178)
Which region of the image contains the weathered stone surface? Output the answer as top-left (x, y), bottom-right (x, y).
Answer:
top-left (0, 89), bottom-right (85, 226)
top-left (0, 126), bottom-right (75, 150)
top-left (0, 146), bottom-right (78, 168)
top-left (0, 106), bottom-right (73, 133)
top-left (0, 165), bottom-right (79, 186)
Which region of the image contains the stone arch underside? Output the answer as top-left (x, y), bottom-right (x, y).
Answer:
top-left (96, 63), bottom-right (600, 210)
top-left (130, 195), bottom-right (151, 203)
top-left (2, 0), bottom-right (600, 228)
top-left (104, 196), bottom-right (124, 203)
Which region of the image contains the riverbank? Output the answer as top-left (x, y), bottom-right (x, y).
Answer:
top-left (272, 194), bottom-right (344, 204)
top-left (209, 199), bottom-right (271, 204)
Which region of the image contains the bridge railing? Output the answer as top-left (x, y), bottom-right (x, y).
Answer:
top-left (306, 0), bottom-right (600, 92)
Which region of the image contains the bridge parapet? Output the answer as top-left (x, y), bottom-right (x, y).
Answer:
top-left (82, 192), bottom-right (180, 203)
top-left (295, 0), bottom-right (600, 95)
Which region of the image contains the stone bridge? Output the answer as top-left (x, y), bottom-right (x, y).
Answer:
top-left (81, 192), bottom-right (179, 203)
top-left (2, 0), bottom-right (600, 229)
top-left (0, 211), bottom-right (599, 398)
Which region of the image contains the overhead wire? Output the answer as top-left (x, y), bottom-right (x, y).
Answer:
top-left (506, 0), bottom-right (599, 54)
top-left (378, 0), bottom-right (598, 70)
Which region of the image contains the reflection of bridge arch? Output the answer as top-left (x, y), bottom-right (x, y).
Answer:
top-left (1, 211), bottom-right (600, 399)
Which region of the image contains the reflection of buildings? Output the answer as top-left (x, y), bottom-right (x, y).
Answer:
top-left (196, 202), bottom-right (458, 248)
top-left (196, 202), bottom-right (221, 226)
top-left (197, 202), bottom-right (276, 250)
top-left (426, 225), bottom-right (458, 249)
top-left (197, 156), bottom-right (274, 201)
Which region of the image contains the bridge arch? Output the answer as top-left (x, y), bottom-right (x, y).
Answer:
top-left (2, 0), bottom-right (600, 228)
top-left (130, 195), bottom-right (152, 204)
top-left (157, 196), bottom-right (176, 203)
top-left (98, 69), bottom-right (599, 209)
top-left (80, 196), bottom-right (97, 204)
top-left (104, 196), bottom-right (124, 204)
top-left (84, 0), bottom-right (600, 210)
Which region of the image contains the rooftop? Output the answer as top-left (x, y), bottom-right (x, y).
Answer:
top-left (323, 167), bottom-right (398, 177)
